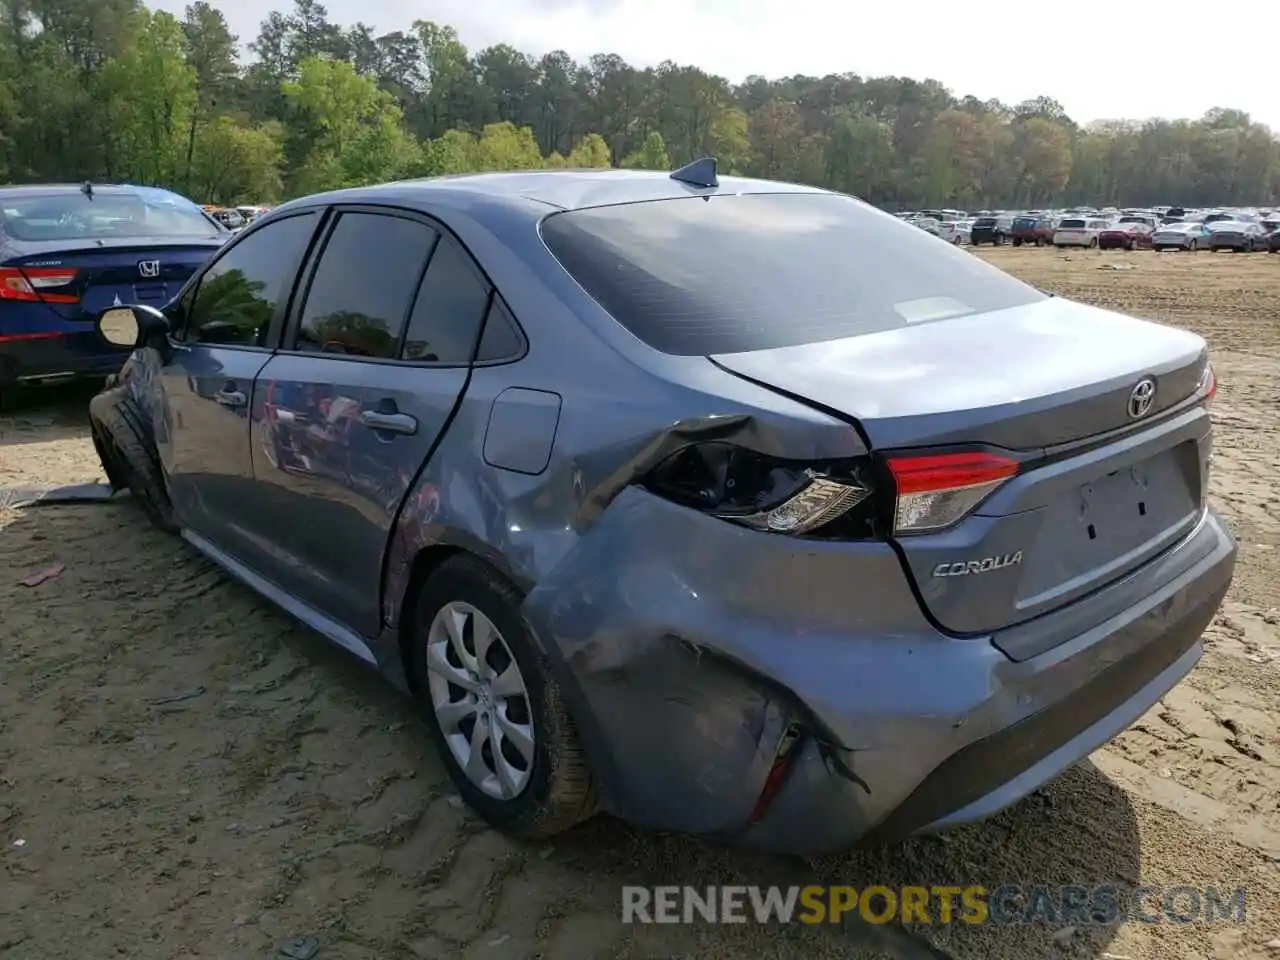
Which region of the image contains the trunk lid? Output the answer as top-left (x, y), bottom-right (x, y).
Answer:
top-left (5, 240), bottom-right (222, 323)
top-left (711, 297), bottom-right (1211, 636)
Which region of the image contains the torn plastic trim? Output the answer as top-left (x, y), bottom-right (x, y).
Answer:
top-left (573, 411), bottom-right (868, 531)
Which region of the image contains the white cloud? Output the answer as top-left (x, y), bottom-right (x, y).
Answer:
top-left (152, 0), bottom-right (1279, 129)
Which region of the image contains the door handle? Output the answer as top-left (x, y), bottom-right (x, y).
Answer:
top-left (215, 385), bottom-right (247, 407)
top-left (359, 410), bottom-right (417, 436)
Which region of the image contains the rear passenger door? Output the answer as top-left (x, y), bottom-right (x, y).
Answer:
top-left (249, 206), bottom-right (494, 638)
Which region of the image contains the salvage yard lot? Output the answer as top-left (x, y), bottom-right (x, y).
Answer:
top-left (1, 248), bottom-right (1277, 960)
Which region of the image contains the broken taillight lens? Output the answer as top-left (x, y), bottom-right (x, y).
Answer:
top-left (643, 442), bottom-right (876, 536)
top-left (886, 451), bottom-right (1020, 534)
top-left (645, 444), bottom-right (1021, 539)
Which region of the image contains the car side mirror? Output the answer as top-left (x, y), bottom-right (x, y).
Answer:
top-left (97, 304), bottom-right (171, 358)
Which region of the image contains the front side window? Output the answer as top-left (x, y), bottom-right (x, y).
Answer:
top-left (541, 193), bottom-right (1043, 356)
top-left (183, 212), bottom-right (317, 346)
top-left (294, 212), bottom-right (438, 359)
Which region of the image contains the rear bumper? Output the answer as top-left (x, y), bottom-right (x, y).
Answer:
top-left (0, 331), bottom-right (130, 385)
top-left (524, 491), bottom-right (1236, 854)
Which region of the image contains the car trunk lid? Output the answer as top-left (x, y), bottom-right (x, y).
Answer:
top-left (3, 240), bottom-right (221, 324)
top-left (710, 297), bottom-right (1211, 637)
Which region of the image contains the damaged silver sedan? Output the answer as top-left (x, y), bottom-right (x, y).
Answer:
top-left (87, 161), bottom-right (1236, 853)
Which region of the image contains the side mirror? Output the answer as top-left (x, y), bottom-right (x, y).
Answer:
top-left (97, 304), bottom-right (170, 354)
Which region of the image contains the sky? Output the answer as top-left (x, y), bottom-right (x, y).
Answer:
top-left (151, 0), bottom-right (1279, 130)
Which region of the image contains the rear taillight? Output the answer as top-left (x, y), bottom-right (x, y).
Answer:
top-left (643, 443), bottom-right (1020, 539)
top-left (1197, 364), bottom-right (1216, 404)
top-left (643, 443), bottom-right (878, 537)
top-left (0, 266), bottom-right (80, 303)
top-left (886, 451), bottom-right (1019, 534)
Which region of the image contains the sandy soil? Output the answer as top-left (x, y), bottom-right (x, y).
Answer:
top-left (0, 248), bottom-right (1277, 960)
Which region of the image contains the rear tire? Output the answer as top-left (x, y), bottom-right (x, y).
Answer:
top-left (407, 555), bottom-right (597, 840)
top-left (1088, 238), bottom-right (1098, 248)
top-left (89, 388), bottom-right (177, 533)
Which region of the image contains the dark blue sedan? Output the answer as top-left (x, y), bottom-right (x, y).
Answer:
top-left (0, 182), bottom-right (227, 409)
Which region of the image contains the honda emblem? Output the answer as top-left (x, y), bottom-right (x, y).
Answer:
top-left (138, 259), bottom-right (161, 279)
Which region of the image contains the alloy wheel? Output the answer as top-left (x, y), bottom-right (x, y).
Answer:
top-left (425, 600), bottom-right (536, 800)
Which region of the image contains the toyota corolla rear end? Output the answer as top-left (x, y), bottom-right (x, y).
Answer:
top-left (531, 186), bottom-right (1236, 854)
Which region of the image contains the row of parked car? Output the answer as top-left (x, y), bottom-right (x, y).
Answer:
top-left (201, 204), bottom-right (272, 232)
top-left (902, 207), bottom-right (1280, 254)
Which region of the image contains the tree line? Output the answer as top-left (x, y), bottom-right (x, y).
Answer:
top-left (1, 0), bottom-right (1277, 209)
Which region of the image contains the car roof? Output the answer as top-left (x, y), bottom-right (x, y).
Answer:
top-left (0, 183), bottom-right (173, 198)
top-left (269, 169), bottom-right (830, 218)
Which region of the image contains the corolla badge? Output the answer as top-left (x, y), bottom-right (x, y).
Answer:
top-left (1127, 377), bottom-right (1157, 419)
top-left (932, 551), bottom-right (1023, 578)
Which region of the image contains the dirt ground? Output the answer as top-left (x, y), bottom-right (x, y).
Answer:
top-left (1, 247), bottom-right (1277, 960)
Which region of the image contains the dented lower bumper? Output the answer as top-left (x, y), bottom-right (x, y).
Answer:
top-left (521, 489), bottom-right (1236, 854)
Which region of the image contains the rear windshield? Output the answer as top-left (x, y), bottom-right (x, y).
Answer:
top-left (1013, 217), bottom-right (1037, 228)
top-left (0, 190), bottom-right (218, 242)
top-left (540, 192), bottom-right (1043, 356)
top-left (1058, 218), bottom-right (1087, 228)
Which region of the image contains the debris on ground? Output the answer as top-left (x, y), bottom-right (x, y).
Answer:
top-left (279, 935), bottom-right (320, 959)
top-left (0, 483), bottom-right (118, 509)
top-left (142, 686), bottom-right (207, 706)
top-left (19, 562), bottom-right (65, 587)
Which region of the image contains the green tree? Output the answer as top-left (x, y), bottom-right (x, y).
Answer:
top-left (621, 131), bottom-right (670, 170)
top-left (282, 55), bottom-right (418, 193)
top-left (566, 132), bottom-right (611, 168)
top-left (188, 116), bottom-right (283, 203)
top-left (100, 9), bottom-right (197, 185)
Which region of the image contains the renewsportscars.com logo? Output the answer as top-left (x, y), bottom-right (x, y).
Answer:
top-left (621, 885), bottom-right (1248, 926)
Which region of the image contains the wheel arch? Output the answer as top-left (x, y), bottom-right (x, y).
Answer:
top-left (393, 537), bottom-right (533, 693)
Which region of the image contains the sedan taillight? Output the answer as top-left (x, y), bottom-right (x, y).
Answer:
top-left (643, 443), bottom-right (1021, 539)
top-left (0, 266), bottom-right (81, 303)
top-left (1197, 364), bottom-right (1217, 404)
top-left (886, 452), bottom-right (1019, 534)
top-left (643, 443), bottom-right (876, 536)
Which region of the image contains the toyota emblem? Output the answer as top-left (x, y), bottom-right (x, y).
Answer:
top-left (1127, 377), bottom-right (1156, 419)
top-left (138, 259), bottom-right (161, 279)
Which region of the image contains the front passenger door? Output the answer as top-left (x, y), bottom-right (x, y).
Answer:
top-left (156, 211), bottom-right (320, 564)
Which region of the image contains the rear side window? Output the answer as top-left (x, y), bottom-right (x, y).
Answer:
top-left (295, 212), bottom-right (437, 359)
top-left (476, 296), bottom-right (524, 362)
top-left (401, 233), bottom-right (491, 364)
top-left (540, 193), bottom-right (1043, 356)
top-left (183, 212), bottom-right (317, 346)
